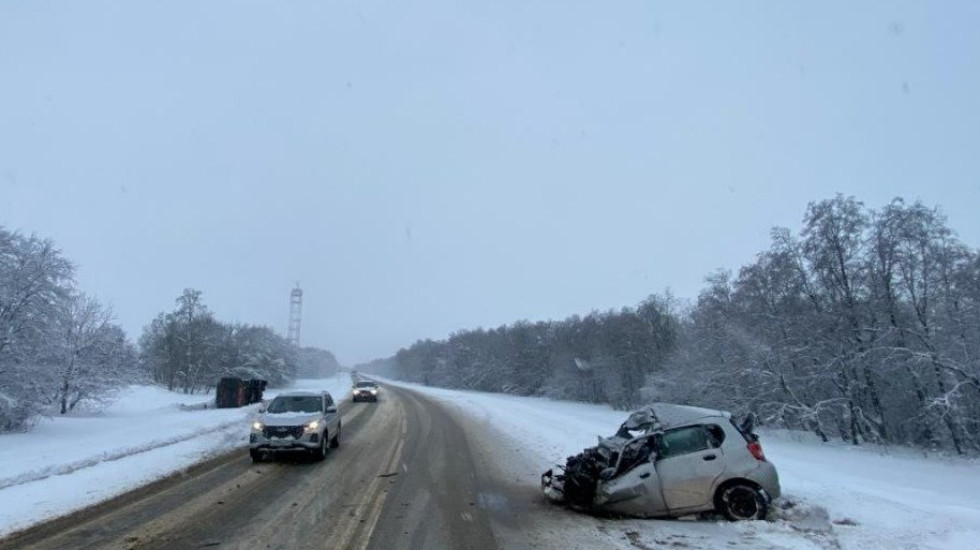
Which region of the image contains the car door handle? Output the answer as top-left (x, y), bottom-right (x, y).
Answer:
top-left (702, 454), bottom-right (717, 461)
top-left (639, 472), bottom-right (651, 479)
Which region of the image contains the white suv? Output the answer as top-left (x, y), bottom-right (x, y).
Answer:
top-left (249, 391), bottom-right (341, 462)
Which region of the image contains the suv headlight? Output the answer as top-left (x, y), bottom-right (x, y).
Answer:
top-left (370, 389), bottom-right (378, 395)
top-left (252, 421), bottom-right (264, 431)
top-left (305, 420), bottom-right (320, 431)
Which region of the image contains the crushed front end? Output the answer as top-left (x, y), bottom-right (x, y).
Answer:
top-left (540, 408), bottom-right (656, 510)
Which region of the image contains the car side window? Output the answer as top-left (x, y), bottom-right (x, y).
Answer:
top-left (656, 426), bottom-right (712, 460)
top-left (324, 394), bottom-right (334, 408)
top-left (706, 424), bottom-right (725, 448)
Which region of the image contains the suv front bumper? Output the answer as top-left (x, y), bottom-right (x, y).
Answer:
top-left (250, 428), bottom-right (321, 452)
top-left (352, 391), bottom-right (378, 401)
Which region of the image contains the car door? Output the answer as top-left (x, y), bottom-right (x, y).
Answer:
top-left (654, 424), bottom-right (727, 512)
top-left (324, 393), bottom-right (340, 435)
top-left (595, 435), bottom-right (668, 517)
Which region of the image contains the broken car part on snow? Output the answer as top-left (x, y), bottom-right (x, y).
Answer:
top-left (541, 403), bottom-right (781, 520)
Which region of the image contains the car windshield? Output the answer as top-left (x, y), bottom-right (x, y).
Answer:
top-left (356, 382), bottom-right (377, 388)
top-left (267, 396), bottom-right (322, 414)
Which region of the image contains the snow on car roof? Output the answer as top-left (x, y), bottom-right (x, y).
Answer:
top-left (647, 403), bottom-right (730, 430)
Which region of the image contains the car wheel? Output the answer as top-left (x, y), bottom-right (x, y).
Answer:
top-left (312, 434), bottom-right (327, 461)
top-left (330, 424), bottom-right (341, 448)
top-left (716, 482), bottom-right (769, 521)
top-left (250, 449), bottom-right (266, 463)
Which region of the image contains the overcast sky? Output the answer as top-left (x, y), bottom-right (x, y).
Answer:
top-left (2, 1), bottom-right (978, 364)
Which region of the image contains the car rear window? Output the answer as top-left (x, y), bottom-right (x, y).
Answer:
top-left (729, 418), bottom-right (758, 443)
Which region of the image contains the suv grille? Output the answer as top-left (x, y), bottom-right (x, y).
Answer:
top-left (263, 425), bottom-right (304, 439)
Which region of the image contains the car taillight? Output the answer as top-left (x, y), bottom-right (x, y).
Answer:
top-left (747, 441), bottom-right (767, 461)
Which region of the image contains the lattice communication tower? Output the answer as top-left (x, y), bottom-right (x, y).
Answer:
top-left (287, 285), bottom-right (303, 347)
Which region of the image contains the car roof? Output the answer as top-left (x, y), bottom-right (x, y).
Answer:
top-left (650, 403), bottom-right (730, 429)
top-left (274, 390), bottom-right (325, 398)
top-left (618, 403), bottom-right (731, 435)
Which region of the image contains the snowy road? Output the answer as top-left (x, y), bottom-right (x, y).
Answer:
top-left (2, 376), bottom-right (978, 550)
top-left (0, 386), bottom-right (509, 550)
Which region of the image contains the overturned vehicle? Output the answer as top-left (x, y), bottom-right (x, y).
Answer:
top-left (541, 403), bottom-right (780, 520)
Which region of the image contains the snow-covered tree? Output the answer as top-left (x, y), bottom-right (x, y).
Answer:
top-left (48, 293), bottom-right (137, 414)
top-left (661, 197), bottom-right (980, 453)
top-left (0, 227), bottom-right (137, 431)
top-left (139, 290), bottom-right (300, 393)
top-left (0, 229), bottom-right (73, 430)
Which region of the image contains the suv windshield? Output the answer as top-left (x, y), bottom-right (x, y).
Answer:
top-left (268, 396), bottom-right (322, 414)
top-left (355, 382), bottom-right (377, 388)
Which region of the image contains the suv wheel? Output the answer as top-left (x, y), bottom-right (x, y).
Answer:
top-left (250, 449), bottom-right (266, 463)
top-left (716, 482), bottom-right (769, 521)
top-left (330, 424), bottom-right (341, 448)
top-left (312, 433), bottom-right (328, 461)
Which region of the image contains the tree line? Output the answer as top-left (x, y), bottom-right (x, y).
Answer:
top-left (1, 226), bottom-right (337, 432)
top-left (382, 295), bottom-right (677, 409)
top-left (379, 195), bottom-right (979, 453)
top-left (661, 196), bottom-right (980, 453)
top-left (140, 288), bottom-right (339, 394)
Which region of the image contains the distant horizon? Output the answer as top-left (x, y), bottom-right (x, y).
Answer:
top-left (7, 191), bottom-right (974, 367)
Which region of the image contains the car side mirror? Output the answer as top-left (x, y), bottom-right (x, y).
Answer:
top-left (326, 405), bottom-right (337, 414)
top-left (258, 407), bottom-right (266, 413)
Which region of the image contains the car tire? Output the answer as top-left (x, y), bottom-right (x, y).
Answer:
top-left (312, 434), bottom-right (327, 461)
top-left (716, 482), bottom-right (769, 521)
top-left (331, 424), bottom-right (341, 448)
top-left (250, 450), bottom-right (266, 463)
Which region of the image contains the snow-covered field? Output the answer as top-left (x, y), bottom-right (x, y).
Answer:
top-left (1, 376), bottom-right (978, 549)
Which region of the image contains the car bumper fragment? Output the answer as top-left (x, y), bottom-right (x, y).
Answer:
top-left (541, 468), bottom-right (566, 503)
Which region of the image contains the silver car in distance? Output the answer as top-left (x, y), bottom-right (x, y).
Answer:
top-left (352, 380), bottom-right (380, 402)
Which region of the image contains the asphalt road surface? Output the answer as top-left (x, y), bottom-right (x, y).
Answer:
top-left (0, 385), bottom-right (550, 550)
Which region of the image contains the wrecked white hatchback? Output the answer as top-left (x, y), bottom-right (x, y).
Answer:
top-left (541, 403), bottom-right (781, 520)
